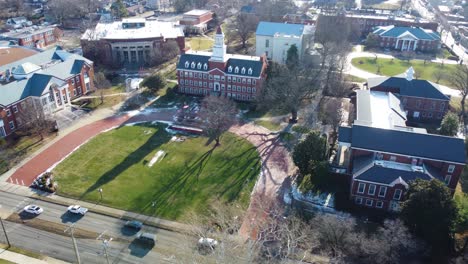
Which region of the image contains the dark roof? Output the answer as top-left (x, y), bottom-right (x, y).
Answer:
top-left (177, 53), bottom-right (211, 72)
top-left (350, 125), bottom-right (466, 164)
top-left (0, 74), bottom-right (55, 106)
top-left (225, 58), bottom-right (263, 77)
top-left (355, 164), bottom-right (432, 185)
top-left (338, 126), bottom-right (352, 143)
top-left (373, 26), bottom-right (440, 40)
top-left (368, 76), bottom-right (450, 100)
top-left (177, 53), bottom-right (264, 77)
top-left (240, 5), bottom-right (256, 14)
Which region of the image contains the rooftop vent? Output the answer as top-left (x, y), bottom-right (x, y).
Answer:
top-left (411, 165), bottom-right (424, 173)
top-left (375, 160), bottom-right (384, 167)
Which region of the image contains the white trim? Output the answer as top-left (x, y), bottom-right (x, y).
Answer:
top-left (357, 182), bottom-right (365, 194)
top-left (376, 201), bottom-right (384, 208)
top-left (378, 186), bottom-right (387, 197)
top-left (444, 175), bottom-right (451, 185)
top-left (351, 147), bottom-right (465, 165)
top-left (355, 197), bottom-right (363, 204)
top-left (368, 184), bottom-right (376, 195)
top-left (393, 189), bottom-right (402, 200)
top-left (365, 199), bottom-right (373, 206)
top-left (448, 164), bottom-right (455, 173)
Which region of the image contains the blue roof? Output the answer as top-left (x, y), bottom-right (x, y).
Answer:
top-left (0, 74), bottom-right (54, 106)
top-left (350, 125), bottom-right (466, 164)
top-left (338, 126), bottom-right (352, 143)
top-left (368, 76), bottom-right (450, 100)
top-left (256, 22), bottom-right (305, 37)
top-left (373, 26), bottom-right (440, 41)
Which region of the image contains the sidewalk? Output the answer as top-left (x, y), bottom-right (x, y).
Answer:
top-left (0, 248), bottom-right (68, 264)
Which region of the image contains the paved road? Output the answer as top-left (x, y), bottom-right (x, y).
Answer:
top-left (0, 191), bottom-right (194, 263)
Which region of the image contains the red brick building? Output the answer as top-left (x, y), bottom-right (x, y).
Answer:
top-left (0, 47), bottom-right (95, 138)
top-left (176, 27), bottom-right (267, 101)
top-left (81, 18), bottom-right (185, 67)
top-left (1, 26), bottom-right (62, 49)
top-left (371, 26), bottom-right (441, 52)
top-left (179, 9), bottom-right (213, 34)
top-left (366, 67), bottom-right (450, 123)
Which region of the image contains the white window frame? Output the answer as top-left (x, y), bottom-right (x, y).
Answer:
top-left (6, 109), bottom-right (11, 117)
top-left (376, 201), bottom-right (383, 208)
top-left (368, 184), bottom-right (376, 195)
top-left (355, 197), bottom-right (363, 204)
top-left (390, 156), bottom-right (396, 162)
top-left (12, 105), bottom-right (18, 113)
top-left (9, 121), bottom-right (15, 130)
top-left (365, 199), bottom-right (373, 206)
top-left (448, 164), bottom-right (455, 173)
top-left (357, 182), bottom-right (365, 194)
top-left (393, 189), bottom-right (402, 200)
top-left (378, 186), bottom-right (387, 198)
top-left (444, 175), bottom-right (451, 185)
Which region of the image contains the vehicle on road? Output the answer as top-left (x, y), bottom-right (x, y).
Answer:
top-left (124, 220), bottom-right (143, 230)
top-left (23, 205), bottom-right (43, 215)
top-left (136, 232), bottom-right (156, 246)
top-left (198, 237), bottom-right (218, 249)
top-left (67, 205), bottom-right (88, 215)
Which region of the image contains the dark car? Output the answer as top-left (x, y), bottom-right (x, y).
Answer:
top-left (125, 220), bottom-right (143, 230)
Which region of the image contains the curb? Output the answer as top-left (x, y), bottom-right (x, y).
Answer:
top-left (29, 194), bottom-right (191, 235)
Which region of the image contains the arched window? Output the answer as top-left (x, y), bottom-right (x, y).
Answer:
top-left (228, 66), bottom-right (233, 72)
top-left (185, 61), bottom-right (189, 68)
top-left (235, 66), bottom-right (239, 73)
top-left (248, 68), bottom-right (253, 75)
top-left (197, 62), bottom-right (202, 69)
top-left (203, 63), bottom-right (208, 70)
top-left (241, 67), bottom-right (246, 74)
top-left (191, 62), bottom-right (196, 69)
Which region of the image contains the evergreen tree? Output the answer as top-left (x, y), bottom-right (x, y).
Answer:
top-left (111, 0), bottom-right (128, 18)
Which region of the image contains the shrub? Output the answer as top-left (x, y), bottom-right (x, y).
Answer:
top-left (292, 125), bottom-right (310, 134)
top-left (141, 74), bottom-right (166, 93)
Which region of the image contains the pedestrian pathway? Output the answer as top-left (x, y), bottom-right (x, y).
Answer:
top-left (0, 248), bottom-right (68, 264)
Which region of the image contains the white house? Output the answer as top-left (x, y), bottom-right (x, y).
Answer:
top-left (255, 22), bottom-right (315, 64)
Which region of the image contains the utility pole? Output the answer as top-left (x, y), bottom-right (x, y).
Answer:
top-left (97, 231), bottom-right (112, 264)
top-left (64, 224), bottom-right (81, 264)
top-left (0, 217), bottom-right (11, 248)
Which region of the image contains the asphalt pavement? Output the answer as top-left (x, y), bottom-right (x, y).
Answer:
top-left (0, 191), bottom-right (196, 263)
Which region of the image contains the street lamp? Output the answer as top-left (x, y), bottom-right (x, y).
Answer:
top-left (98, 188), bottom-right (103, 201)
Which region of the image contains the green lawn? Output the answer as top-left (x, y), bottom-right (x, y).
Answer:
top-left (254, 120), bottom-right (283, 131)
top-left (187, 37), bottom-right (214, 51)
top-left (0, 259), bottom-right (15, 264)
top-left (53, 123), bottom-right (260, 221)
top-left (351, 57), bottom-right (457, 86)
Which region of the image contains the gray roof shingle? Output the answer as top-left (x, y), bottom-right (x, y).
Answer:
top-left (367, 76), bottom-right (450, 100)
top-left (373, 26), bottom-right (440, 40)
top-left (355, 164), bottom-right (433, 184)
top-left (177, 54), bottom-right (264, 77)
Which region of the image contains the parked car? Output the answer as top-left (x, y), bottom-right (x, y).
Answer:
top-left (136, 232), bottom-right (156, 246)
top-left (67, 205), bottom-right (88, 215)
top-left (23, 205), bottom-right (43, 215)
top-left (198, 237), bottom-right (218, 249)
top-left (124, 220), bottom-right (143, 230)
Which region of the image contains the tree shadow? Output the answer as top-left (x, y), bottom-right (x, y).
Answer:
top-left (80, 123), bottom-right (171, 198)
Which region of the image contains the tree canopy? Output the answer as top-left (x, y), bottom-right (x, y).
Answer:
top-left (286, 44), bottom-right (299, 70)
top-left (199, 96), bottom-right (237, 146)
top-left (440, 112), bottom-right (459, 136)
top-left (292, 131), bottom-right (327, 175)
top-left (141, 74), bottom-right (166, 93)
top-left (401, 179), bottom-right (459, 253)
top-left (111, 0), bottom-right (128, 18)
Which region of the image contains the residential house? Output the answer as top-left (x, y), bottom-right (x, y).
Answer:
top-left (366, 67), bottom-right (450, 123)
top-left (176, 27), bottom-right (268, 102)
top-left (370, 26), bottom-right (441, 52)
top-left (255, 22), bottom-right (315, 64)
top-left (6, 17), bottom-right (32, 29)
top-left (334, 87), bottom-right (465, 212)
top-left (0, 47), bottom-right (95, 138)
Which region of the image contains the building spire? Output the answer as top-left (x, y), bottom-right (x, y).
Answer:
top-left (211, 25), bottom-right (226, 62)
top-left (405, 67), bottom-right (414, 81)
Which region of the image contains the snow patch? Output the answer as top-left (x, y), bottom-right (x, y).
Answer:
top-left (148, 150), bottom-right (166, 167)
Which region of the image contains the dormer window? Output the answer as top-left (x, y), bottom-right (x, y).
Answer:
top-left (191, 62), bottom-right (196, 69)
top-left (185, 61), bottom-right (189, 68)
top-left (197, 62), bottom-right (202, 69)
top-left (241, 67), bottom-right (246, 74)
top-left (228, 66), bottom-right (233, 72)
top-left (235, 66), bottom-right (239, 73)
top-left (248, 68), bottom-right (253, 75)
top-left (203, 63), bottom-right (208, 70)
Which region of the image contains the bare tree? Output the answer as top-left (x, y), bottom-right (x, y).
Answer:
top-left (451, 65), bottom-right (468, 127)
top-left (151, 40), bottom-right (180, 66)
top-left (93, 72), bottom-right (111, 104)
top-left (48, 0), bottom-right (81, 25)
top-left (227, 13), bottom-right (257, 50)
top-left (199, 95), bottom-right (237, 146)
top-left (17, 98), bottom-right (54, 141)
top-left (312, 214), bottom-right (356, 258)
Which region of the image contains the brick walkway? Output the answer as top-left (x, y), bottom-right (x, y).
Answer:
top-left (8, 114), bottom-right (130, 186)
top-left (229, 123), bottom-right (296, 239)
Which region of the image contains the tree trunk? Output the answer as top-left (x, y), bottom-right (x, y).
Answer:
top-left (215, 137), bottom-right (220, 146)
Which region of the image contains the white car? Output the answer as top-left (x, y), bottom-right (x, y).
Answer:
top-left (198, 238), bottom-right (218, 249)
top-left (23, 205), bottom-right (43, 215)
top-left (67, 205), bottom-right (88, 215)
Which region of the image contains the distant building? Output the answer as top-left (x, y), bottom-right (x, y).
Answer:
top-left (366, 68), bottom-right (450, 123)
top-left (5, 17), bottom-right (32, 29)
top-left (255, 22), bottom-right (315, 63)
top-left (282, 13), bottom-right (315, 25)
top-left (371, 26), bottom-right (441, 52)
top-left (146, 0), bottom-right (160, 9)
top-left (0, 26), bottom-right (61, 49)
top-left (176, 27), bottom-right (268, 102)
top-left (179, 9), bottom-right (213, 34)
top-left (0, 47), bottom-right (95, 138)
top-left (0, 45), bottom-right (39, 67)
top-left (80, 18), bottom-right (185, 67)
